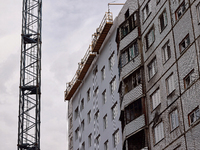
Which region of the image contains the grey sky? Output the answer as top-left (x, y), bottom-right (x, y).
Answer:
top-left (0, 0), bottom-right (125, 149)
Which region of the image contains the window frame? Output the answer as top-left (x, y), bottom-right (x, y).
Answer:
top-left (119, 11), bottom-right (138, 40)
top-left (142, 2), bottom-right (151, 22)
top-left (170, 109), bottom-right (179, 131)
top-left (102, 90), bottom-right (106, 105)
top-left (103, 114), bottom-right (108, 130)
top-left (104, 140), bottom-right (109, 150)
top-left (124, 68), bottom-right (142, 94)
top-left (175, 1), bottom-right (186, 21)
top-left (81, 120), bottom-right (85, 131)
top-left (145, 26), bottom-right (155, 49)
top-left (112, 103), bottom-right (118, 120)
top-left (179, 34), bottom-right (190, 53)
top-left (151, 88), bottom-right (161, 111)
top-left (110, 76), bottom-right (116, 94)
top-left (75, 127), bottom-right (79, 140)
top-left (113, 129), bottom-right (119, 148)
top-left (96, 134), bottom-right (100, 147)
top-left (75, 107), bottom-right (79, 120)
top-left (166, 73), bottom-right (175, 95)
top-left (87, 88), bottom-right (90, 102)
top-left (87, 110), bottom-right (91, 124)
top-left (121, 40), bottom-right (139, 67)
top-left (159, 9), bottom-right (168, 32)
top-left (184, 69), bottom-right (195, 89)
top-left (109, 52), bottom-right (115, 70)
top-left (80, 98), bottom-right (84, 111)
top-left (95, 110), bottom-right (99, 123)
top-left (94, 87), bottom-right (99, 98)
top-left (154, 121), bottom-right (164, 144)
top-left (162, 40), bottom-right (171, 63)
top-left (88, 133), bottom-right (92, 147)
top-left (188, 107), bottom-right (200, 126)
top-left (101, 66), bottom-right (105, 80)
top-left (125, 98), bottom-right (143, 124)
top-left (148, 57), bottom-right (157, 80)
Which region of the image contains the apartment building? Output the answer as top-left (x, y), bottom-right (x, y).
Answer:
top-left (65, 12), bottom-right (122, 150)
top-left (117, 0), bottom-right (200, 149)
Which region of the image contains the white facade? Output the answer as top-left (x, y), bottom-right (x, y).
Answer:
top-left (67, 18), bottom-right (122, 150)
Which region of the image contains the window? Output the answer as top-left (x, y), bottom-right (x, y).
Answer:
top-left (154, 122), bottom-right (164, 144)
top-left (102, 90), bottom-right (106, 104)
top-left (125, 9), bottom-right (129, 19)
top-left (125, 98), bottom-right (143, 124)
top-left (151, 88), bottom-right (161, 110)
top-left (94, 87), bottom-right (99, 97)
top-left (95, 111), bottom-right (99, 123)
top-left (80, 98), bottom-right (84, 111)
top-left (189, 107), bottom-right (200, 126)
top-left (88, 110), bottom-right (91, 124)
top-left (170, 109), bottom-right (179, 130)
top-left (109, 52), bottom-right (115, 70)
top-left (110, 77), bottom-right (116, 94)
top-left (87, 88), bottom-right (90, 101)
top-left (166, 74), bottom-right (175, 95)
top-left (175, 1), bottom-right (186, 20)
top-left (88, 134), bottom-right (92, 147)
top-left (113, 129), bottom-right (119, 147)
top-left (104, 140), bottom-right (109, 150)
top-left (112, 103), bottom-right (118, 120)
top-left (184, 70), bottom-right (195, 89)
top-left (119, 11), bottom-right (138, 39)
top-left (75, 127), bottom-right (79, 140)
top-left (69, 137), bottom-right (73, 148)
top-left (127, 130), bottom-right (146, 150)
top-left (75, 107), bottom-right (78, 120)
top-left (93, 65), bottom-right (98, 76)
top-left (69, 117), bottom-right (72, 129)
top-left (197, 3), bottom-right (200, 23)
top-left (159, 10), bottom-right (167, 31)
top-left (162, 41), bottom-right (171, 63)
top-left (81, 142), bottom-right (85, 150)
top-left (145, 27), bottom-right (155, 49)
top-left (96, 135), bottom-right (100, 148)
top-left (143, 2), bottom-right (151, 22)
top-left (179, 34), bottom-right (190, 53)
top-left (148, 57), bottom-right (157, 79)
top-left (103, 114), bottom-right (108, 129)
top-left (121, 41), bottom-right (139, 67)
top-left (81, 120), bottom-right (85, 131)
top-left (101, 66), bottom-right (105, 80)
top-left (124, 69), bottom-right (142, 94)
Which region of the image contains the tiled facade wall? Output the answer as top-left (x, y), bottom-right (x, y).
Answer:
top-left (117, 0), bottom-right (200, 149)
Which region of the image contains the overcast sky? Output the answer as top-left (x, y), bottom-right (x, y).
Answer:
top-left (0, 0), bottom-right (125, 149)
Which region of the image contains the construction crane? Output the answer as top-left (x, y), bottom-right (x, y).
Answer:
top-left (17, 0), bottom-right (42, 149)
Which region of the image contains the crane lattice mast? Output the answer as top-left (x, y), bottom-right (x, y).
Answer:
top-left (17, 0), bottom-right (42, 149)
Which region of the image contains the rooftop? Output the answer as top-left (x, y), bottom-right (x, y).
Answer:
top-left (65, 12), bottom-right (113, 101)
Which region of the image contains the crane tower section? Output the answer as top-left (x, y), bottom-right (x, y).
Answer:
top-left (18, 0), bottom-right (42, 149)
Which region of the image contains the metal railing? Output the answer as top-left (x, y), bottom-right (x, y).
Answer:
top-left (65, 45), bottom-right (93, 95)
top-left (92, 12), bottom-right (113, 49)
top-left (65, 12), bottom-right (113, 99)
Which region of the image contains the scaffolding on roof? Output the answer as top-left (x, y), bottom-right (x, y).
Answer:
top-left (65, 12), bottom-right (113, 101)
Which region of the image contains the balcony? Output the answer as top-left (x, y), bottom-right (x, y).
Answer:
top-left (65, 12), bottom-right (113, 101)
